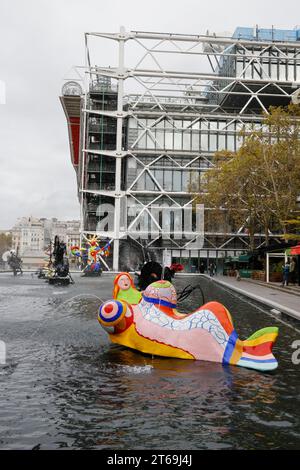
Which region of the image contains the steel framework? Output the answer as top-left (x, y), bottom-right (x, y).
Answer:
top-left (61, 27), bottom-right (300, 271)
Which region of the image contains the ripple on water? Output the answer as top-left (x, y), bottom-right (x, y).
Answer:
top-left (0, 275), bottom-right (300, 449)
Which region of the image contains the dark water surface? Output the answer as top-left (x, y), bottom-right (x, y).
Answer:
top-left (0, 273), bottom-right (299, 450)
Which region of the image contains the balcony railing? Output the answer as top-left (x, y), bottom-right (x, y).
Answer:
top-left (87, 183), bottom-right (115, 191)
top-left (89, 124), bottom-right (117, 133)
top-left (88, 143), bottom-right (117, 151)
top-left (89, 83), bottom-right (117, 93)
top-left (88, 163), bottom-right (115, 172)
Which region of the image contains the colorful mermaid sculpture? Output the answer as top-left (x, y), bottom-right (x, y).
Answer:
top-left (99, 279), bottom-right (279, 372)
top-left (113, 272), bottom-right (142, 304)
top-left (70, 236), bottom-right (111, 274)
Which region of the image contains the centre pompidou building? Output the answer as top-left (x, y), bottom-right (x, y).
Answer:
top-left (60, 26), bottom-right (300, 271)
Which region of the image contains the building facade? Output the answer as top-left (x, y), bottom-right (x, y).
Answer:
top-left (60, 26), bottom-right (300, 272)
top-left (12, 216), bottom-right (45, 268)
top-left (12, 217), bottom-right (80, 267)
top-left (12, 217), bottom-right (45, 256)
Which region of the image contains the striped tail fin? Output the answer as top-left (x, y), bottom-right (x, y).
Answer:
top-left (237, 327), bottom-right (279, 371)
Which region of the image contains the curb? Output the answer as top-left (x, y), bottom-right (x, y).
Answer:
top-left (207, 276), bottom-right (300, 321)
top-left (245, 278), bottom-right (300, 298)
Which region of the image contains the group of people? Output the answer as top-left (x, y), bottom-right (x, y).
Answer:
top-left (199, 262), bottom-right (216, 276)
top-left (282, 257), bottom-right (297, 287)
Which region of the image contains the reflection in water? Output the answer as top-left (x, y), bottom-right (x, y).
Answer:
top-left (0, 274), bottom-right (299, 449)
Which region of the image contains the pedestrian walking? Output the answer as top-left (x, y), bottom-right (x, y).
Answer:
top-left (209, 262), bottom-right (215, 277)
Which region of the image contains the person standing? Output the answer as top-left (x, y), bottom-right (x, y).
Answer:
top-left (289, 257), bottom-right (296, 285)
top-left (282, 259), bottom-right (290, 287)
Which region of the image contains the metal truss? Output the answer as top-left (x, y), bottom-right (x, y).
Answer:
top-left (77, 28), bottom-right (300, 269)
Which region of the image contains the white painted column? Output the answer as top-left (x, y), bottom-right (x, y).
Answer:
top-left (113, 26), bottom-right (125, 271)
top-left (266, 253), bottom-right (270, 283)
top-left (80, 73), bottom-right (88, 240)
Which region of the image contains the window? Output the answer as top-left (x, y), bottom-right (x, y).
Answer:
top-left (262, 61), bottom-right (270, 78)
top-left (182, 172), bottom-right (190, 191)
top-left (191, 121), bottom-right (200, 130)
top-left (154, 170), bottom-right (163, 188)
top-left (191, 132), bottom-right (199, 151)
top-left (173, 171), bottom-right (181, 191)
top-left (183, 131), bottom-right (191, 151)
top-left (155, 130), bottom-right (164, 148)
top-left (127, 157), bottom-right (137, 169)
top-left (236, 60), bottom-right (243, 77)
top-left (245, 61), bottom-right (252, 79)
top-left (165, 131), bottom-right (173, 150)
top-left (200, 133), bottom-right (208, 151)
top-left (210, 133), bottom-right (217, 152)
top-left (147, 119), bottom-right (155, 129)
top-left (296, 55), bottom-right (300, 80)
top-left (136, 170), bottom-right (144, 190)
top-left (164, 171), bottom-right (173, 191)
top-left (146, 132), bottom-right (155, 150)
top-left (174, 131), bottom-right (182, 150)
top-left (271, 62), bottom-right (278, 80)
top-left (145, 172), bottom-right (155, 190)
top-left (182, 120), bottom-right (191, 129)
top-left (137, 130), bottom-right (146, 149)
top-left (201, 121), bottom-right (208, 131)
top-left (128, 117), bottom-right (137, 129)
top-left (287, 62), bottom-right (295, 81)
top-left (236, 134), bottom-right (244, 150)
top-left (218, 134), bottom-right (226, 151)
top-left (227, 134), bottom-right (235, 151)
top-left (279, 63), bottom-right (286, 81)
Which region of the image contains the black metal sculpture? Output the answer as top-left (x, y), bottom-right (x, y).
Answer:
top-left (7, 251), bottom-right (23, 276)
top-left (48, 236), bottom-right (73, 285)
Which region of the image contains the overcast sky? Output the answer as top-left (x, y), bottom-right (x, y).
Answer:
top-left (0, 0), bottom-right (299, 229)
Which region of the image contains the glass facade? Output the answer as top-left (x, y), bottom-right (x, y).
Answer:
top-left (127, 117), bottom-right (262, 154)
top-left (234, 47), bottom-right (300, 81)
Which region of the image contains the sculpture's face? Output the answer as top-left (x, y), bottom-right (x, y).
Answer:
top-left (98, 300), bottom-right (133, 334)
top-left (117, 274), bottom-right (132, 291)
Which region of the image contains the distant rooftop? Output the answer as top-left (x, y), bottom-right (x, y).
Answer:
top-left (233, 26), bottom-right (300, 42)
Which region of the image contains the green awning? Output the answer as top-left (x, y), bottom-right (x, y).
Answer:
top-left (238, 254), bottom-right (252, 262)
top-left (224, 256), bottom-right (239, 263)
top-left (224, 254), bottom-right (251, 264)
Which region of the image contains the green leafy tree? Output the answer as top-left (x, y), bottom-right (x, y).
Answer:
top-left (282, 217), bottom-right (300, 241)
top-left (0, 233), bottom-right (12, 257)
top-left (193, 105), bottom-right (300, 249)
